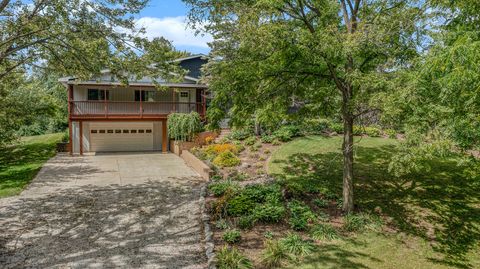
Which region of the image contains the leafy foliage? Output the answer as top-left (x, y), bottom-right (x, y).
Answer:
top-left (209, 181), bottom-right (239, 197)
top-left (167, 112), bottom-right (202, 141)
top-left (279, 233), bottom-right (315, 256)
top-left (213, 151), bottom-right (241, 167)
top-left (261, 239), bottom-right (290, 268)
top-left (287, 200), bottom-right (317, 231)
top-left (310, 223), bottom-right (339, 241)
top-left (217, 246), bottom-right (253, 269)
top-left (223, 229), bottom-right (242, 244)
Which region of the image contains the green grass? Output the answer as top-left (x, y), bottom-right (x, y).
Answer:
top-left (0, 133), bottom-right (63, 198)
top-left (268, 136), bottom-right (480, 269)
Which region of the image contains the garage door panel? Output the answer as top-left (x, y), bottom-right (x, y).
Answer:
top-left (89, 122), bottom-right (154, 152)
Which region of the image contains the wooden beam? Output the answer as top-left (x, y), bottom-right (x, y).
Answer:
top-left (79, 121), bottom-right (83, 155)
top-left (162, 119), bottom-right (168, 153)
top-left (68, 85), bottom-right (73, 154)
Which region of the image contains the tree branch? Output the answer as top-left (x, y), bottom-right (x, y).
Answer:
top-left (0, 0), bottom-right (10, 14)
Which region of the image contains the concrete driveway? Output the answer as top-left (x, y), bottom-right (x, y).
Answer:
top-left (0, 153), bottom-right (207, 269)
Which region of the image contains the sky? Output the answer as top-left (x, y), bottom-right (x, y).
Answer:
top-left (134, 0), bottom-right (212, 54)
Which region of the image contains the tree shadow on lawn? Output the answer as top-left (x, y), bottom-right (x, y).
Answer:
top-left (271, 145), bottom-right (480, 269)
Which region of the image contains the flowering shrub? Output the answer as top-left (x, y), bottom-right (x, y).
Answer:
top-left (205, 135), bottom-right (215, 145)
top-left (206, 143), bottom-right (239, 155)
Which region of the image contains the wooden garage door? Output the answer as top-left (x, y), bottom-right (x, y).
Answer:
top-left (89, 122), bottom-right (154, 152)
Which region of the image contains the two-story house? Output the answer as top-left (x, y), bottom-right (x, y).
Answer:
top-left (59, 54), bottom-right (208, 155)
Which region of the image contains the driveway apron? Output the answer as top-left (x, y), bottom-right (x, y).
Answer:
top-left (0, 153), bottom-right (206, 269)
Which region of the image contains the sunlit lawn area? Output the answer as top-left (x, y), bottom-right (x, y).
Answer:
top-left (268, 136), bottom-right (480, 269)
top-left (0, 133), bottom-right (63, 198)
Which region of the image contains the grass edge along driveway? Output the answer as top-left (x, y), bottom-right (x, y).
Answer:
top-left (0, 133), bottom-right (63, 198)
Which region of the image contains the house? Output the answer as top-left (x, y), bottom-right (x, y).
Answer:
top-left (59, 54), bottom-right (208, 154)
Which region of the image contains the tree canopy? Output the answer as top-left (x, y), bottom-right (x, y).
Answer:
top-left (185, 0), bottom-right (424, 212)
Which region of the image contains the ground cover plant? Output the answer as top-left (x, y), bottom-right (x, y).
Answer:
top-left (0, 133), bottom-right (63, 197)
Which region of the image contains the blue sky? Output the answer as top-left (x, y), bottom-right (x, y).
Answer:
top-left (133, 0), bottom-right (212, 54)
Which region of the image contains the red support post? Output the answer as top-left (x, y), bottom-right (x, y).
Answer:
top-left (140, 90), bottom-right (143, 118)
top-left (79, 121), bottom-right (83, 155)
top-left (68, 85), bottom-right (73, 154)
top-left (104, 89), bottom-right (107, 118)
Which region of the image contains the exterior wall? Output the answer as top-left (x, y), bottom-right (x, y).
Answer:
top-left (72, 85), bottom-right (198, 102)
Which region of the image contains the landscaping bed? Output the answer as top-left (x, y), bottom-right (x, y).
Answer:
top-left (195, 129), bottom-right (479, 268)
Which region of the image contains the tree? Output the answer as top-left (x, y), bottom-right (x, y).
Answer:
top-left (378, 0), bottom-right (480, 176)
top-left (185, 0), bottom-right (423, 212)
top-left (0, 0), bottom-right (181, 83)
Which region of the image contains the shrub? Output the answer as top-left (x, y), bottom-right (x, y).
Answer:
top-left (167, 112), bottom-right (202, 141)
top-left (272, 139), bottom-right (281, 146)
top-left (261, 135), bottom-right (275, 143)
top-left (288, 200), bottom-right (317, 230)
top-left (313, 198), bottom-right (329, 208)
top-left (231, 140), bottom-right (245, 152)
top-left (343, 212), bottom-right (383, 232)
top-left (330, 122), bottom-right (343, 133)
top-left (229, 172), bottom-right (249, 181)
top-left (244, 136), bottom-right (257, 146)
top-left (229, 129), bottom-right (252, 140)
top-left (364, 126), bottom-right (381, 137)
top-left (310, 223), bottom-right (339, 241)
top-left (261, 239), bottom-right (290, 268)
top-left (273, 125), bottom-right (300, 142)
top-left (384, 128), bottom-right (397, 138)
top-left (280, 233), bottom-right (315, 256)
top-left (227, 184), bottom-right (283, 217)
top-left (217, 246), bottom-right (253, 269)
top-left (301, 118), bottom-right (331, 135)
top-left (206, 143), bottom-right (239, 155)
top-left (216, 219), bottom-right (229, 230)
top-left (209, 181), bottom-right (239, 197)
top-left (238, 215), bottom-right (256, 230)
top-left (223, 229), bottom-right (242, 244)
top-left (253, 203), bottom-right (286, 223)
top-left (213, 151), bottom-right (241, 167)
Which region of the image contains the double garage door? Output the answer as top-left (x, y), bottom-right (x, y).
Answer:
top-left (89, 122), bottom-right (156, 152)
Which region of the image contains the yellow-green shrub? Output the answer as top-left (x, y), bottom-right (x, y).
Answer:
top-left (213, 151), bottom-right (241, 167)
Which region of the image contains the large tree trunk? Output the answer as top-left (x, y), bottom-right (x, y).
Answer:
top-left (342, 92), bottom-right (354, 213)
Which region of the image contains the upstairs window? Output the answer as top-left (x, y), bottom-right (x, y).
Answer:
top-left (88, 89), bottom-right (110, 101)
top-left (134, 90), bottom-right (155, 102)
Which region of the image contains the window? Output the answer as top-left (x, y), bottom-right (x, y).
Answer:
top-left (88, 89), bottom-right (110, 101)
top-left (99, 130), bottom-right (106, 133)
top-left (131, 129), bottom-right (137, 133)
top-left (91, 130), bottom-right (98, 134)
top-left (138, 129), bottom-right (145, 133)
top-left (107, 130), bottom-right (113, 134)
top-left (134, 90), bottom-right (155, 102)
top-left (145, 129), bottom-right (152, 133)
top-left (180, 91), bottom-right (189, 98)
top-left (115, 129), bottom-right (121, 133)
top-left (123, 129), bottom-right (129, 133)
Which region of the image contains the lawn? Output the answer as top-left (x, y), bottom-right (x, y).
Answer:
top-left (268, 135), bottom-right (480, 269)
top-left (0, 133), bottom-right (64, 198)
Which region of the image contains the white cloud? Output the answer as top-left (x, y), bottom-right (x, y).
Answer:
top-left (135, 16), bottom-right (212, 49)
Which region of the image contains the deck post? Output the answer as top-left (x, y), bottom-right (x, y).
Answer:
top-left (162, 119), bottom-right (168, 153)
top-left (79, 121), bottom-right (83, 155)
top-left (68, 85), bottom-right (73, 154)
